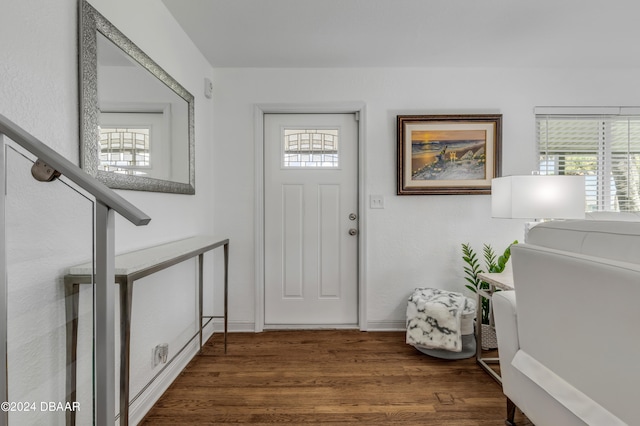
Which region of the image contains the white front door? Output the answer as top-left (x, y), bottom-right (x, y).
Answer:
top-left (264, 113), bottom-right (358, 327)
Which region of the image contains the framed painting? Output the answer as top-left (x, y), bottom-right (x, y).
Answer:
top-left (397, 114), bottom-right (502, 195)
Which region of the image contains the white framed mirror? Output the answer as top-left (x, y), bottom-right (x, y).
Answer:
top-left (79, 0), bottom-right (195, 194)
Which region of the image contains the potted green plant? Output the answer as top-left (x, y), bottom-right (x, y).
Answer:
top-left (461, 241), bottom-right (517, 349)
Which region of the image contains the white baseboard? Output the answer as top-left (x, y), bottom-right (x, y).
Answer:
top-left (212, 320), bottom-right (256, 333)
top-left (211, 320), bottom-right (406, 332)
top-left (365, 320), bottom-right (406, 331)
top-left (264, 323), bottom-right (359, 330)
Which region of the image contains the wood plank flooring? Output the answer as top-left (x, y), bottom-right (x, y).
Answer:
top-left (141, 330), bottom-right (533, 425)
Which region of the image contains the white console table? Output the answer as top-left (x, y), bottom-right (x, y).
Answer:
top-left (64, 236), bottom-right (229, 426)
top-left (476, 263), bottom-right (513, 385)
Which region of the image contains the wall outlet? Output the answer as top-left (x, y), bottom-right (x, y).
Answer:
top-left (370, 195), bottom-right (384, 209)
top-left (152, 343), bottom-right (169, 367)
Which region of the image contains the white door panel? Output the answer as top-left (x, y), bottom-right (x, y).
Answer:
top-left (264, 113), bottom-right (358, 326)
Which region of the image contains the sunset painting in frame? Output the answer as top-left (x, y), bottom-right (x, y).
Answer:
top-left (397, 114), bottom-right (502, 195)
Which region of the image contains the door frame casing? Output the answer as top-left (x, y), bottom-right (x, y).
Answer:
top-left (254, 103), bottom-right (367, 332)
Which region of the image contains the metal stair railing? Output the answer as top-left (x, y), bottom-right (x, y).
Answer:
top-left (0, 113), bottom-right (151, 426)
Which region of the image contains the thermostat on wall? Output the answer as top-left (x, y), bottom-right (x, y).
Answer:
top-left (204, 77), bottom-right (213, 99)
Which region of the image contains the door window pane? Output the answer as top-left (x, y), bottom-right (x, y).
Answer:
top-left (283, 129), bottom-right (339, 168)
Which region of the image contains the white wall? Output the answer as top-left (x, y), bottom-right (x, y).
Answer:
top-left (212, 66), bottom-right (640, 330)
top-left (1, 0), bottom-right (216, 424)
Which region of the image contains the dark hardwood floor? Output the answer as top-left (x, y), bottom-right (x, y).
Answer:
top-left (141, 330), bottom-right (533, 425)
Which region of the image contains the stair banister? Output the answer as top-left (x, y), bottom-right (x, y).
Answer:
top-left (0, 114), bottom-right (150, 226)
top-left (0, 113), bottom-right (151, 426)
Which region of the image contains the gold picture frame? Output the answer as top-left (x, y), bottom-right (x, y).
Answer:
top-left (397, 114), bottom-right (502, 195)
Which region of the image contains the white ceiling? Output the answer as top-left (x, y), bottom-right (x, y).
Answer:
top-left (162, 0), bottom-right (640, 68)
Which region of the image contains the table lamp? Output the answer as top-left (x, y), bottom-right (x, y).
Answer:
top-left (491, 175), bottom-right (585, 242)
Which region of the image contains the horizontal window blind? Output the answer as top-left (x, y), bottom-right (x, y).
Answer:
top-left (537, 113), bottom-right (640, 212)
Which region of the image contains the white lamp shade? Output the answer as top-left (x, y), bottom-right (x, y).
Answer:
top-left (492, 175), bottom-right (585, 219)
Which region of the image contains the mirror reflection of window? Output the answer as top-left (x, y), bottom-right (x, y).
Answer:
top-left (99, 111), bottom-right (172, 180)
top-left (99, 127), bottom-right (150, 175)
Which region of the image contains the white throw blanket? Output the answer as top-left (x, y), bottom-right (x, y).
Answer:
top-left (406, 288), bottom-right (472, 352)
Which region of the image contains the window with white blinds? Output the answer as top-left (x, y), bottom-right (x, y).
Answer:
top-left (537, 109), bottom-right (640, 212)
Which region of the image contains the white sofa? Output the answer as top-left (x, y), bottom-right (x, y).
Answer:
top-left (493, 220), bottom-right (640, 426)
